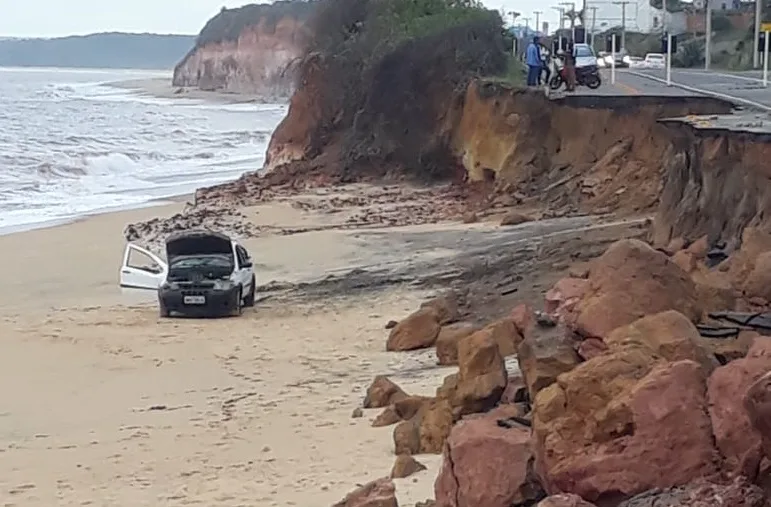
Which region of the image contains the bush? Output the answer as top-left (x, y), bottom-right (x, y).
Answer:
top-left (196, 1), bottom-right (316, 46)
top-left (298, 0), bottom-right (507, 179)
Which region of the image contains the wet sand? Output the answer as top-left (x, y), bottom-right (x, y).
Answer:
top-left (110, 77), bottom-right (276, 105)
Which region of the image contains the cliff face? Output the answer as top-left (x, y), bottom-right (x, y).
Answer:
top-left (173, 2), bottom-right (314, 98)
top-left (652, 121), bottom-right (771, 249)
top-left (451, 82), bottom-right (732, 215)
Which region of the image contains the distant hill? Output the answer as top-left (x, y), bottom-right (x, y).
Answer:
top-left (0, 32), bottom-right (196, 70)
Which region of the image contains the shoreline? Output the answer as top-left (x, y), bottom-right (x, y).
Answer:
top-left (107, 76), bottom-right (286, 105)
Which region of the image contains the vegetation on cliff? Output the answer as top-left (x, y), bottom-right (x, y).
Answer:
top-left (292, 0), bottom-right (509, 180)
top-left (196, 1), bottom-right (317, 46)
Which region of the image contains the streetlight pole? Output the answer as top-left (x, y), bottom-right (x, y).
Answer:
top-left (590, 6), bottom-right (598, 47)
top-left (706, 0), bottom-right (712, 69)
top-left (534, 10), bottom-right (543, 33)
top-left (552, 6), bottom-right (566, 30)
top-left (612, 0), bottom-right (631, 50)
top-left (754, 0), bottom-right (762, 68)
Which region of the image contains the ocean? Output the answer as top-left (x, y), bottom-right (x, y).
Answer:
top-left (0, 67), bottom-right (287, 234)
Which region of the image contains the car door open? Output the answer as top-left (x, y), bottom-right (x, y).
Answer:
top-left (120, 243), bottom-right (168, 290)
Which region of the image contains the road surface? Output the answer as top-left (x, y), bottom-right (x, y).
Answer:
top-left (601, 67), bottom-right (771, 111)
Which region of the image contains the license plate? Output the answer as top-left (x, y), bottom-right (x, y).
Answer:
top-left (183, 295), bottom-right (206, 305)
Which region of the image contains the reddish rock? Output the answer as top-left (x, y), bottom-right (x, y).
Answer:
top-left (701, 330), bottom-right (756, 364)
top-left (537, 494), bottom-right (596, 507)
top-left (365, 376), bottom-right (408, 408)
top-left (544, 278), bottom-right (588, 320)
top-left (500, 211), bottom-right (534, 226)
top-left (571, 239), bottom-right (701, 339)
top-left (453, 330), bottom-right (507, 416)
top-left (434, 409), bottom-right (544, 507)
top-left (533, 355), bottom-right (721, 503)
top-left (616, 477), bottom-right (767, 507)
top-left (576, 338), bottom-right (607, 361)
top-left (709, 336), bottom-right (771, 478)
top-left (421, 293), bottom-right (461, 326)
top-left (333, 477), bottom-right (398, 507)
top-left (664, 237), bottom-right (687, 256)
top-left (510, 303), bottom-right (535, 340)
top-left (727, 227), bottom-right (771, 289)
top-left (743, 251), bottom-right (771, 301)
top-left (745, 370), bottom-right (771, 462)
top-left (394, 417), bottom-right (421, 456)
top-left (372, 406), bottom-right (402, 427)
top-left (473, 317), bottom-right (523, 358)
top-left (435, 322), bottom-right (480, 366)
top-left (604, 311), bottom-right (717, 375)
top-left (393, 396), bottom-right (431, 420)
top-left (686, 235), bottom-right (709, 259)
top-left (517, 332), bottom-right (580, 400)
top-left (391, 454), bottom-right (427, 479)
top-left (387, 308), bottom-right (441, 351)
top-left (418, 398), bottom-right (455, 454)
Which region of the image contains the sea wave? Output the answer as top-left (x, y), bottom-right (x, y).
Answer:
top-left (0, 68), bottom-right (286, 232)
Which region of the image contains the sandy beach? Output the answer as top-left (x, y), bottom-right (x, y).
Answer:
top-left (110, 77), bottom-right (278, 104)
top-left (0, 168), bottom-right (648, 506)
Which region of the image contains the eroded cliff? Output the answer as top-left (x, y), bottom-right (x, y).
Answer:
top-left (172, 1), bottom-right (315, 98)
top-left (653, 118), bottom-right (771, 249)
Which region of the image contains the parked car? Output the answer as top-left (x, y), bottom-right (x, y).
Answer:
top-left (644, 53), bottom-right (666, 69)
top-left (120, 230), bottom-right (256, 317)
top-left (573, 43), bottom-right (599, 68)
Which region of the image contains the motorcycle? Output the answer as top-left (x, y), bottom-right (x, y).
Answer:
top-left (548, 57), bottom-right (602, 91)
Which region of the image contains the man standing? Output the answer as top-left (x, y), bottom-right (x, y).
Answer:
top-left (526, 36), bottom-right (542, 87)
top-left (539, 43), bottom-right (551, 86)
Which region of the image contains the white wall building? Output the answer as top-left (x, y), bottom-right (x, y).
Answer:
top-left (586, 0), bottom-right (687, 34)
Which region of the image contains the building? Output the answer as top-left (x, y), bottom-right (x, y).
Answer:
top-left (585, 0), bottom-right (687, 34)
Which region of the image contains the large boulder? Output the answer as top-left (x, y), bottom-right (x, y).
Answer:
top-left (453, 330), bottom-right (507, 416)
top-left (333, 478), bottom-right (398, 507)
top-left (616, 478), bottom-right (767, 507)
top-left (364, 376), bottom-right (408, 408)
top-left (435, 407), bottom-right (544, 507)
top-left (708, 336), bottom-right (771, 478)
top-left (604, 311), bottom-right (717, 375)
top-left (745, 369), bottom-right (771, 462)
top-left (571, 239), bottom-right (701, 339)
top-left (387, 307), bottom-right (441, 351)
top-left (544, 278), bottom-right (588, 321)
top-left (421, 293), bottom-right (461, 326)
top-left (533, 354), bottom-right (721, 504)
top-left (435, 322), bottom-right (481, 366)
top-left (517, 332), bottom-right (580, 400)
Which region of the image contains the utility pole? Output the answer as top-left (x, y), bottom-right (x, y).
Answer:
top-left (590, 6), bottom-right (598, 46)
top-left (523, 17), bottom-right (531, 34)
top-left (754, 0), bottom-right (762, 68)
top-left (534, 10), bottom-right (543, 33)
top-left (552, 6), bottom-right (566, 30)
top-left (706, 0), bottom-right (713, 69)
top-left (612, 0), bottom-right (631, 50)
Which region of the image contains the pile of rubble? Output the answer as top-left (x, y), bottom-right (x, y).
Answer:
top-left (333, 230), bottom-right (771, 507)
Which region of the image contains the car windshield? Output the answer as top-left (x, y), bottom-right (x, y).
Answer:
top-left (575, 46), bottom-right (594, 58)
top-left (169, 254), bottom-right (233, 269)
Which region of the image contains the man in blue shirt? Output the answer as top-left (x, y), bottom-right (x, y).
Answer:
top-left (525, 36), bottom-right (542, 87)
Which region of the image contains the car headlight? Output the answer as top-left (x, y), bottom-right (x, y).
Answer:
top-left (161, 281), bottom-right (177, 290)
top-left (212, 279), bottom-right (235, 291)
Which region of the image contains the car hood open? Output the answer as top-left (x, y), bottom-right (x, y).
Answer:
top-left (165, 230), bottom-right (232, 261)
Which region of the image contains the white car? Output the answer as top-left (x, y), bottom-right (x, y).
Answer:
top-left (644, 53), bottom-right (666, 69)
top-left (573, 43), bottom-right (599, 68)
top-left (120, 230), bottom-right (256, 317)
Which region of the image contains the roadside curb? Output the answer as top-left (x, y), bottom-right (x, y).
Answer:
top-left (626, 70), bottom-right (771, 113)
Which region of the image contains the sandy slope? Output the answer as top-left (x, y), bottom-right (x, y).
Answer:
top-left (0, 199), bottom-right (453, 506)
top-left (110, 77), bottom-right (273, 105)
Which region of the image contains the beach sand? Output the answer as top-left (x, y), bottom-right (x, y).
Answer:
top-left (0, 196), bottom-right (462, 507)
top-left (110, 77), bottom-right (278, 105)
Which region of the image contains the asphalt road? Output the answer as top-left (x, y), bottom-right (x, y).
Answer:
top-left (604, 67), bottom-right (771, 111)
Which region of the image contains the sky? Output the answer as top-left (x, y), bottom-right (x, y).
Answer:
top-left (0, 0), bottom-right (567, 38)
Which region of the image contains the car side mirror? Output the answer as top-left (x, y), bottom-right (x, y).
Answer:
top-left (241, 261), bottom-right (253, 268)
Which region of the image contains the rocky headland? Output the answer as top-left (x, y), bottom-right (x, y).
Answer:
top-left (172, 1), bottom-right (314, 98)
top-left (131, 0), bottom-right (771, 505)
